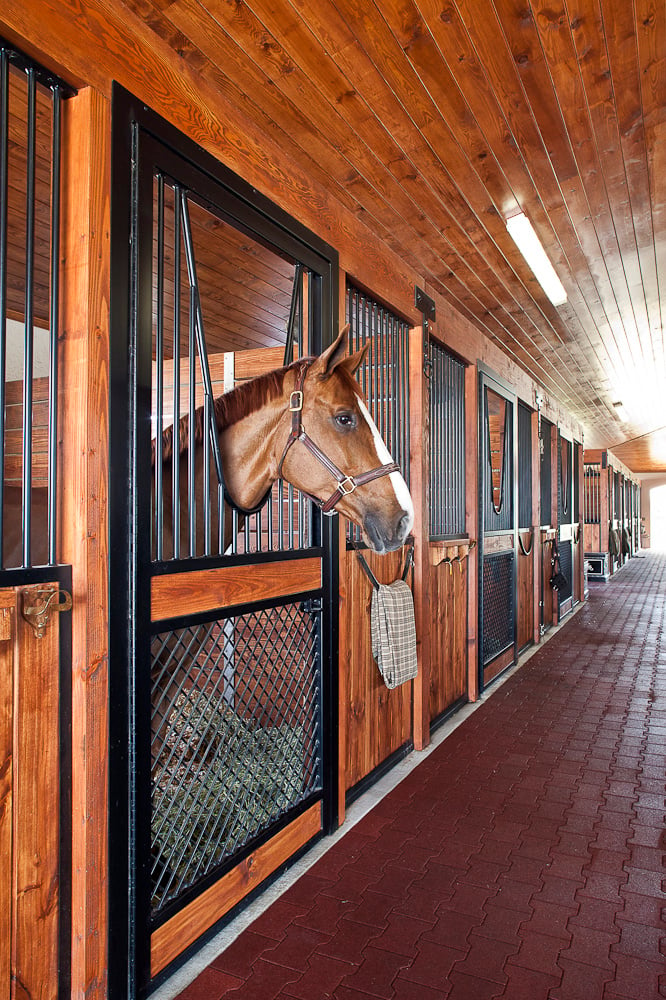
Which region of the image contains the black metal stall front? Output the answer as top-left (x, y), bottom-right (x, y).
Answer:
top-left (478, 366), bottom-right (517, 690)
top-left (109, 87), bottom-right (339, 999)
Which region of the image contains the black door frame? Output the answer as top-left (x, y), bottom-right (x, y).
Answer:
top-left (108, 84), bottom-right (340, 999)
top-left (477, 364), bottom-right (518, 692)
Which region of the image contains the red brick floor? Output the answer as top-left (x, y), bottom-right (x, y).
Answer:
top-left (175, 553), bottom-right (666, 999)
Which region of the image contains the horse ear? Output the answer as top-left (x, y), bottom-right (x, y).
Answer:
top-left (314, 325), bottom-right (369, 379)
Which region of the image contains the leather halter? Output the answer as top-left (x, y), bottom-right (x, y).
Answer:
top-left (277, 362), bottom-right (400, 515)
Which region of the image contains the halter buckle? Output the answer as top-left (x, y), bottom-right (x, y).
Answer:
top-left (289, 390), bottom-right (303, 412)
top-left (337, 476), bottom-right (357, 496)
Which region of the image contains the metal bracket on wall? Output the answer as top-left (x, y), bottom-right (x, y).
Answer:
top-left (21, 585), bottom-right (72, 639)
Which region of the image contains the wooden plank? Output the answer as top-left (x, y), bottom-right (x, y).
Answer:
top-left (341, 545), bottom-right (411, 792)
top-left (151, 557), bottom-right (321, 621)
top-left (150, 802), bottom-right (322, 977)
top-left (428, 555), bottom-right (468, 722)
top-left (517, 531), bottom-right (534, 651)
top-left (59, 87), bottom-right (111, 1000)
top-left (0, 591), bottom-right (14, 999)
top-left (409, 324), bottom-right (429, 749)
top-left (13, 584), bottom-right (60, 998)
top-left (464, 362), bottom-right (479, 702)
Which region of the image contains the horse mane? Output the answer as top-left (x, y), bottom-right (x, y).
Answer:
top-left (152, 359), bottom-right (313, 465)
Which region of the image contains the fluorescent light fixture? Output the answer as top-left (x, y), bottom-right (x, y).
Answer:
top-left (507, 212), bottom-right (567, 307)
top-left (612, 401), bottom-right (627, 421)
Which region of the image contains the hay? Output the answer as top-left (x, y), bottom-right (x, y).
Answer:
top-left (151, 692), bottom-right (306, 909)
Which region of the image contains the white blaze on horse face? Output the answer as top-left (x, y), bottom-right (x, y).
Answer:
top-left (356, 399), bottom-right (414, 527)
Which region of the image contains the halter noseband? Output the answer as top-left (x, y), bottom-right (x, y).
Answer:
top-left (277, 363), bottom-right (400, 515)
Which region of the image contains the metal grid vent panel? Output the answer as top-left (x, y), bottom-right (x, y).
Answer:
top-left (150, 601), bottom-right (321, 916)
top-left (482, 551), bottom-right (514, 666)
top-left (428, 340), bottom-right (466, 539)
top-left (558, 539), bottom-right (572, 601)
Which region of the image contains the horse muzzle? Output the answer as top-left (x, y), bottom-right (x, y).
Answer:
top-left (363, 510), bottom-right (413, 554)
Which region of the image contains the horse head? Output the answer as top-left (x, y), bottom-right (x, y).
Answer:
top-left (275, 326), bottom-right (414, 553)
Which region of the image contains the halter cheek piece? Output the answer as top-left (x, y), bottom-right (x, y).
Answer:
top-left (277, 363), bottom-right (400, 515)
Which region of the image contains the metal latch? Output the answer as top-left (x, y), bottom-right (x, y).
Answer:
top-left (21, 586), bottom-right (72, 639)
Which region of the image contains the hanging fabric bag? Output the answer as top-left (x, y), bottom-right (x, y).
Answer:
top-left (354, 539), bottom-right (418, 689)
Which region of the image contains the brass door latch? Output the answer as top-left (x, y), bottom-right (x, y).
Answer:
top-left (21, 586), bottom-right (72, 639)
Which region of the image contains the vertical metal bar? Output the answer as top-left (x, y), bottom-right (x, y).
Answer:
top-left (0, 48), bottom-right (8, 566)
top-left (154, 175), bottom-right (164, 560)
top-left (203, 394), bottom-right (211, 555)
top-left (172, 189), bottom-right (181, 559)
top-left (288, 482), bottom-right (294, 549)
top-left (47, 84), bottom-right (61, 565)
top-left (180, 194), bottom-right (223, 488)
top-left (188, 284), bottom-right (196, 555)
top-left (22, 66), bottom-right (37, 567)
top-left (283, 262), bottom-right (303, 366)
top-left (266, 482), bottom-right (273, 550)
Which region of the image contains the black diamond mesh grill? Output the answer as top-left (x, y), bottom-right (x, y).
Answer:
top-left (150, 602), bottom-right (321, 916)
top-left (482, 552), bottom-right (514, 665)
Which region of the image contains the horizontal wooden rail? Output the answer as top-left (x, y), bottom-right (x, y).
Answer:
top-left (151, 557), bottom-right (321, 621)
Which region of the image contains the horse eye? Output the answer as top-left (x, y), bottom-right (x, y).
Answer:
top-left (334, 412), bottom-right (357, 430)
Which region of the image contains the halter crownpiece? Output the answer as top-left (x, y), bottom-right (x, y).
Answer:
top-left (277, 363), bottom-right (400, 515)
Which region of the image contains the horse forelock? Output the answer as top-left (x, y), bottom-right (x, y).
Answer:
top-left (152, 359), bottom-right (313, 465)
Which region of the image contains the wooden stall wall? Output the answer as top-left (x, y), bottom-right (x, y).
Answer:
top-left (0, 587), bottom-right (62, 1000)
top-left (339, 543), bottom-right (412, 799)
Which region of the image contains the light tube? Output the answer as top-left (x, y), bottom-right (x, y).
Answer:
top-left (507, 213), bottom-right (567, 307)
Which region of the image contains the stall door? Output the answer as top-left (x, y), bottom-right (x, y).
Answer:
top-left (109, 89), bottom-right (338, 999)
top-left (557, 432), bottom-right (575, 618)
top-left (478, 371), bottom-right (517, 689)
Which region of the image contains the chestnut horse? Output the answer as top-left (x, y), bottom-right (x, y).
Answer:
top-left (154, 326), bottom-right (413, 557)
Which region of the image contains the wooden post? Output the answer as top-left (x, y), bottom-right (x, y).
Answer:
top-left (465, 363), bottom-right (479, 702)
top-left (59, 88), bottom-right (110, 1000)
top-left (409, 323), bottom-right (430, 750)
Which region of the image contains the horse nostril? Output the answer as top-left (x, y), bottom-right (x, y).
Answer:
top-left (396, 512), bottom-right (411, 543)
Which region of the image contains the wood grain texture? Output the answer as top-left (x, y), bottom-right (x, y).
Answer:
top-left (409, 324), bottom-right (430, 750)
top-left (428, 555), bottom-right (468, 722)
top-left (341, 546), bottom-right (412, 793)
top-left (150, 802), bottom-right (322, 976)
top-left (151, 557), bottom-right (321, 621)
top-left (58, 87), bottom-right (110, 1000)
top-left (2, 0), bottom-right (665, 468)
top-left (12, 585), bottom-right (60, 1000)
top-left (517, 531), bottom-right (534, 651)
top-left (0, 591), bottom-right (14, 999)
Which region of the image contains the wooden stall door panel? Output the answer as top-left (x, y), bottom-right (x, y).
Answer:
top-left (343, 548), bottom-right (411, 792)
top-left (0, 586), bottom-right (60, 1000)
top-left (517, 533), bottom-right (534, 651)
top-left (0, 592), bottom-right (14, 999)
top-left (428, 558), bottom-right (468, 722)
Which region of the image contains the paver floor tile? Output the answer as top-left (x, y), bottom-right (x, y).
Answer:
top-left (174, 556), bottom-right (666, 1000)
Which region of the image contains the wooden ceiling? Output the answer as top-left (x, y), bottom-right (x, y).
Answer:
top-left (6, 1), bottom-right (666, 472)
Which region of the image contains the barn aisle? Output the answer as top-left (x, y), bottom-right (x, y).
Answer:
top-left (170, 552), bottom-right (665, 1000)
